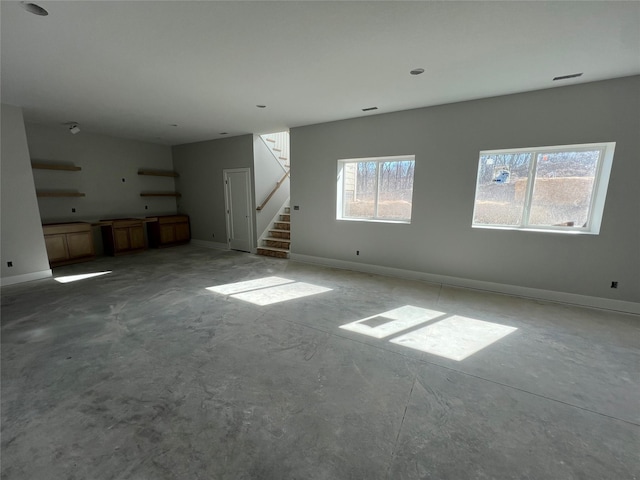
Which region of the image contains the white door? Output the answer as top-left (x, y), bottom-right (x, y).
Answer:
top-left (224, 168), bottom-right (253, 252)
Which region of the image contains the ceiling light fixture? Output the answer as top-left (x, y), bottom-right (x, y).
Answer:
top-left (20, 2), bottom-right (48, 16)
top-left (553, 73), bottom-right (583, 81)
top-left (410, 68), bottom-right (425, 76)
top-left (362, 106), bottom-right (378, 112)
top-left (64, 122), bottom-right (80, 134)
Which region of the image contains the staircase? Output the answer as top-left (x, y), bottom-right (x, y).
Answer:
top-left (257, 207), bottom-right (290, 259)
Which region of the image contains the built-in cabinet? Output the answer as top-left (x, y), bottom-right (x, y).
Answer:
top-left (147, 215), bottom-right (190, 248)
top-left (42, 222), bottom-right (95, 267)
top-left (101, 219), bottom-right (147, 256)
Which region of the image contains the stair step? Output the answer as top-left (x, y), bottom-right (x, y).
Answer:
top-left (266, 138), bottom-right (276, 143)
top-left (278, 157), bottom-right (287, 160)
top-left (258, 246), bottom-right (289, 253)
top-left (263, 237), bottom-right (291, 244)
top-left (257, 246), bottom-right (289, 259)
top-left (280, 214), bottom-right (290, 221)
top-left (272, 148), bottom-right (282, 152)
top-left (284, 207), bottom-right (290, 213)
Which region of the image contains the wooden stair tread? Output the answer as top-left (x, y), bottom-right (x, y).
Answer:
top-left (269, 228), bottom-right (290, 233)
top-left (263, 237), bottom-right (291, 243)
top-left (257, 246), bottom-right (289, 253)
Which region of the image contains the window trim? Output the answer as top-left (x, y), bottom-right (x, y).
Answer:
top-left (336, 155), bottom-right (415, 224)
top-left (471, 142), bottom-right (615, 235)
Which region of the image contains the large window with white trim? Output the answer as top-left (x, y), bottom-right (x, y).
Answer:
top-left (472, 142), bottom-right (615, 234)
top-left (337, 155), bottom-right (415, 223)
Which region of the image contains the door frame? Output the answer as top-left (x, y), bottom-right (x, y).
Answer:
top-left (223, 168), bottom-right (255, 252)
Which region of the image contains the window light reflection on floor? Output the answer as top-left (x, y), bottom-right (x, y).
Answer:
top-left (207, 276), bottom-right (332, 306)
top-left (341, 305), bottom-right (517, 361)
top-left (54, 271), bottom-right (112, 284)
top-left (340, 305), bottom-right (446, 339)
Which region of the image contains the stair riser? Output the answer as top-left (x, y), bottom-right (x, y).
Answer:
top-left (284, 207), bottom-right (290, 214)
top-left (279, 214), bottom-right (291, 222)
top-left (274, 222), bottom-right (290, 230)
top-left (270, 231), bottom-right (290, 239)
top-left (257, 249), bottom-right (289, 259)
top-left (264, 240), bottom-right (290, 249)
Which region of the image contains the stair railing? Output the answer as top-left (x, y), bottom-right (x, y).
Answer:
top-left (256, 169), bottom-right (290, 211)
top-left (259, 132), bottom-right (289, 173)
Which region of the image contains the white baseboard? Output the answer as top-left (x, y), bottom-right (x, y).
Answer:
top-left (290, 253), bottom-right (640, 315)
top-left (1, 269), bottom-right (52, 287)
top-left (191, 239), bottom-right (229, 251)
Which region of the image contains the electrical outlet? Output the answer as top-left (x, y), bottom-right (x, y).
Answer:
top-left (7, 261), bottom-right (13, 267)
top-left (611, 281), bottom-right (618, 289)
top-left (294, 206), bottom-right (300, 210)
top-left (71, 208), bottom-right (76, 213)
top-left (356, 250), bottom-right (360, 255)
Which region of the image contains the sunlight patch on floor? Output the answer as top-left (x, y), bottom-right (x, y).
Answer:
top-left (340, 306), bottom-right (517, 361)
top-left (390, 315), bottom-right (517, 361)
top-left (207, 276), bottom-right (332, 306)
top-left (54, 271), bottom-right (112, 283)
top-left (339, 305), bottom-right (446, 338)
top-left (207, 276), bottom-right (294, 295)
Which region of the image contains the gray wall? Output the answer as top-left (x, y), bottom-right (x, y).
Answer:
top-left (172, 135), bottom-right (255, 245)
top-left (290, 76), bottom-right (640, 303)
top-left (26, 123), bottom-right (176, 223)
top-left (254, 135), bottom-right (290, 238)
top-left (1, 105), bottom-right (51, 283)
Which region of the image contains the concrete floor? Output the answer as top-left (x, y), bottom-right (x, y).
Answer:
top-left (1, 245), bottom-right (638, 480)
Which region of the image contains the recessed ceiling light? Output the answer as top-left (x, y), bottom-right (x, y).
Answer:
top-left (20, 2), bottom-right (48, 16)
top-left (256, 105), bottom-right (267, 109)
top-left (410, 68), bottom-right (425, 76)
top-left (553, 73), bottom-right (583, 81)
top-left (362, 106), bottom-right (378, 112)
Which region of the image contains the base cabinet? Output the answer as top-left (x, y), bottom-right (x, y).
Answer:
top-left (43, 223), bottom-right (95, 267)
top-left (147, 215), bottom-right (190, 248)
top-left (101, 219), bottom-right (147, 256)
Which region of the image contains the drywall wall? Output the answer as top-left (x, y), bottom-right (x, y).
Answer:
top-left (1, 105), bottom-right (51, 285)
top-left (172, 135), bottom-right (255, 247)
top-left (290, 76), bottom-right (640, 305)
top-left (25, 123), bottom-right (176, 223)
top-left (254, 135), bottom-right (290, 238)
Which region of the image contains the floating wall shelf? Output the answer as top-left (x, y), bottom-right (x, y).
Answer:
top-left (37, 191), bottom-right (86, 198)
top-left (32, 163), bottom-right (81, 171)
top-left (138, 169), bottom-right (179, 177)
top-left (140, 192), bottom-right (182, 197)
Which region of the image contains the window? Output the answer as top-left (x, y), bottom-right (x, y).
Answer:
top-left (337, 155), bottom-right (415, 223)
top-left (472, 142), bottom-right (615, 234)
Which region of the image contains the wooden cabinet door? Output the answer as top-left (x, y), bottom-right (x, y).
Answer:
top-left (129, 226), bottom-right (145, 249)
top-left (67, 232), bottom-right (94, 258)
top-left (44, 234), bottom-right (69, 262)
top-left (159, 225), bottom-right (176, 244)
top-left (114, 228), bottom-right (131, 251)
top-left (175, 222), bottom-right (190, 242)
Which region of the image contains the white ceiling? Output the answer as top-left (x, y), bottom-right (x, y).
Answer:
top-left (2, 1), bottom-right (639, 146)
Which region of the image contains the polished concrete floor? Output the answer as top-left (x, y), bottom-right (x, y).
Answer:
top-left (1, 245), bottom-right (638, 480)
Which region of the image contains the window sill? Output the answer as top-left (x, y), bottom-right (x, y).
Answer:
top-left (472, 225), bottom-right (599, 235)
top-left (337, 217), bottom-right (411, 225)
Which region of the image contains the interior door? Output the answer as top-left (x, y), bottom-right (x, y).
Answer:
top-left (224, 168), bottom-right (253, 252)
